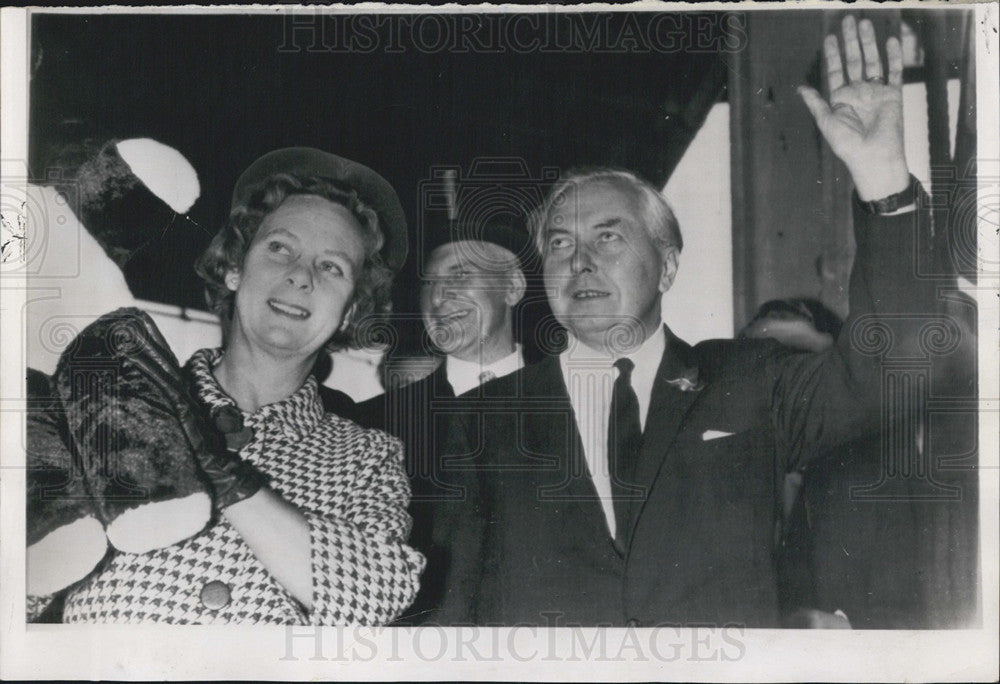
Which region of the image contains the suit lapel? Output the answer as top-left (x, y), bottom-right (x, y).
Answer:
top-left (626, 327), bottom-right (704, 545)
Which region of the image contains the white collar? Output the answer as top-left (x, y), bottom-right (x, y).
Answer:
top-left (560, 323), bottom-right (666, 371)
top-left (446, 344), bottom-right (524, 396)
top-left (624, 324), bottom-right (666, 381)
top-left (560, 324), bottom-right (666, 430)
top-left (556, 324), bottom-right (667, 538)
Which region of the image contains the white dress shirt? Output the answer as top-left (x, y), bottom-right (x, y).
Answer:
top-left (446, 344), bottom-right (524, 397)
top-left (559, 327), bottom-right (666, 538)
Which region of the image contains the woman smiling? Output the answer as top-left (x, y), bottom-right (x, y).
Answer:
top-left (59, 148), bottom-right (424, 624)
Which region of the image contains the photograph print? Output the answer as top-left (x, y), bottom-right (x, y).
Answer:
top-left (1, 3), bottom-right (996, 681)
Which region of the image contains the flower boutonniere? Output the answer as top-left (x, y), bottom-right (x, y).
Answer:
top-left (665, 368), bottom-right (704, 393)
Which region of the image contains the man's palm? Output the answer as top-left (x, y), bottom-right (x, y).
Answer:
top-left (798, 17), bottom-right (908, 199)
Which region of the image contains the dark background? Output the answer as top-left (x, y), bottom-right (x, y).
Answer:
top-left (29, 11), bottom-right (730, 349)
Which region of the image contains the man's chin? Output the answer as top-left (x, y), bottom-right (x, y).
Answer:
top-left (562, 316), bottom-right (650, 354)
top-left (427, 324), bottom-right (477, 357)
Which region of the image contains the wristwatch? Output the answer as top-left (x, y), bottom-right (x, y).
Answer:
top-left (858, 174), bottom-right (921, 214)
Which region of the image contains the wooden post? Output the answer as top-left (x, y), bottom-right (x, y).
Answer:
top-left (729, 9), bottom-right (900, 330)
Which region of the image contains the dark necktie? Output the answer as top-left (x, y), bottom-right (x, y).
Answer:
top-left (608, 357), bottom-right (642, 551)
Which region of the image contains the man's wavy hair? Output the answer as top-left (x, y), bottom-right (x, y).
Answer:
top-left (528, 167), bottom-right (683, 258)
top-left (195, 173), bottom-right (394, 353)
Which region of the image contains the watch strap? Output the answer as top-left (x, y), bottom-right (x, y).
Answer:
top-left (858, 174), bottom-right (920, 214)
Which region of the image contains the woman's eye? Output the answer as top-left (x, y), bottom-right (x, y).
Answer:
top-left (267, 241), bottom-right (291, 255)
top-left (320, 261), bottom-right (343, 275)
top-left (549, 237), bottom-right (571, 250)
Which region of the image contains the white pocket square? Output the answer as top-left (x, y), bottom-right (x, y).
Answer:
top-left (702, 430), bottom-right (735, 441)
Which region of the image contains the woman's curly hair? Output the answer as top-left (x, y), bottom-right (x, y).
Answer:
top-left (194, 173), bottom-right (394, 353)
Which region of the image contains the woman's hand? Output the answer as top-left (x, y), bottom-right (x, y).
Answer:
top-left (126, 315), bottom-right (268, 510)
top-left (798, 15), bottom-right (910, 201)
top-left (223, 489), bottom-right (315, 611)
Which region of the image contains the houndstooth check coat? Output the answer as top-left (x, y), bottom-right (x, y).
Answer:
top-left (32, 347), bottom-right (425, 624)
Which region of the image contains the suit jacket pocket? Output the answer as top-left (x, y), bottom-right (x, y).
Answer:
top-left (672, 428), bottom-right (772, 503)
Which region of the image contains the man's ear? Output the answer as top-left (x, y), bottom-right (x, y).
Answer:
top-left (658, 248), bottom-right (679, 294)
top-left (505, 267), bottom-right (527, 306)
top-left (225, 269), bottom-right (241, 292)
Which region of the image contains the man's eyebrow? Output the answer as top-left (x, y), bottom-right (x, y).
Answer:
top-left (424, 262), bottom-right (473, 277)
top-left (591, 216), bottom-right (624, 230)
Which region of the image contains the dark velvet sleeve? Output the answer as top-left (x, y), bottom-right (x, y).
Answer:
top-left (768, 190), bottom-right (944, 472)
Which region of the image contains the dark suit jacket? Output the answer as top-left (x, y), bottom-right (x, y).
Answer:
top-left (317, 385), bottom-right (357, 419)
top-left (791, 432), bottom-right (924, 627)
top-left (435, 200), bottom-right (945, 627)
top-left (787, 289), bottom-right (980, 629)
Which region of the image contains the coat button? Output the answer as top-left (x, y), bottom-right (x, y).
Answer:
top-left (626, 618), bottom-right (642, 627)
top-left (200, 580), bottom-right (231, 610)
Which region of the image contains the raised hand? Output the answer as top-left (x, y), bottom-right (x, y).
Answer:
top-left (798, 15), bottom-right (910, 201)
